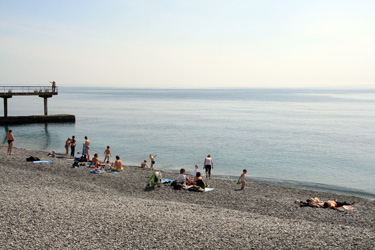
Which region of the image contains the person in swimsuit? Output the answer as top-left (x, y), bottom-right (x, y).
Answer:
top-left (84, 136), bottom-right (90, 161)
top-left (103, 145), bottom-right (111, 162)
top-left (6, 130), bottom-right (14, 155)
top-left (70, 136), bottom-right (76, 158)
top-left (110, 155), bottom-right (123, 172)
top-left (203, 154), bottom-right (214, 178)
top-left (91, 153), bottom-right (102, 168)
top-left (323, 199), bottom-right (355, 209)
top-left (141, 160), bottom-right (148, 168)
top-left (237, 169), bottom-right (247, 190)
top-left (149, 154), bottom-right (157, 170)
top-left (65, 137), bottom-right (71, 155)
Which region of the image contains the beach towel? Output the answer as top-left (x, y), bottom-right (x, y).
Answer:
top-left (161, 178), bottom-right (174, 183)
top-left (337, 205), bottom-right (357, 210)
top-left (33, 160), bottom-right (53, 163)
top-left (90, 170), bottom-right (102, 174)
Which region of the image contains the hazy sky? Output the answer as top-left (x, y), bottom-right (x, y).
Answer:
top-left (1, 0), bottom-right (374, 88)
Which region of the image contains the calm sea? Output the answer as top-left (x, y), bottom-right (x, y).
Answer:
top-left (2, 87), bottom-right (375, 199)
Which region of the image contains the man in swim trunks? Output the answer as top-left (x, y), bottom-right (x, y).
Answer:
top-left (7, 130), bottom-right (14, 155)
top-left (203, 154), bottom-right (213, 178)
top-left (149, 154), bottom-right (157, 170)
top-left (84, 136), bottom-right (90, 160)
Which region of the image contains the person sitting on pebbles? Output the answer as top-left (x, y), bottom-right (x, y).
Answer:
top-left (141, 160), bottom-right (148, 168)
top-left (192, 172), bottom-right (206, 191)
top-left (177, 168), bottom-right (189, 185)
top-left (91, 154), bottom-right (102, 168)
top-left (110, 155), bottom-right (123, 172)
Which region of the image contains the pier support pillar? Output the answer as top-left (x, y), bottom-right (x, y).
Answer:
top-left (2, 96), bottom-right (11, 117)
top-left (44, 97), bottom-right (48, 115)
top-left (39, 95), bottom-right (52, 116)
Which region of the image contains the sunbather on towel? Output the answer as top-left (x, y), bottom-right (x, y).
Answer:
top-left (323, 199), bottom-right (355, 209)
top-left (110, 155), bottom-right (123, 172)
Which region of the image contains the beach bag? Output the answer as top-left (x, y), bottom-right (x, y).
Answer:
top-left (80, 155), bottom-right (87, 162)
top-left (171, 181), bottom-right (182, 190)
top-left (26, 156), bottom-right (40, 162)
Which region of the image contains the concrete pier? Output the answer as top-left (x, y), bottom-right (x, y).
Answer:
top-left (0, 115), bottom-right (76, 125)
top-left (0, 85), bottom-right (76, 125)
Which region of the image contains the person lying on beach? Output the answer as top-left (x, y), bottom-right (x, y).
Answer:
top-left (103, 146), bottom-right (112, 162)
top-left (294, 198), bottom-right (324, 208)
top-left (323, 200), bottom-right (355, 209)
top-left (295, 198), bottom-right (355, 209)
top-left (110, 155), bottom-right (123, 172)
top-left (141, 160), bottom-right (148, 168)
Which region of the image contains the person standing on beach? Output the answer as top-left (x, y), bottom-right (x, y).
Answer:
top-left (65, 137), bottom-right (71, 155)
top-left (103, 145), bottom-right (111, 162)
top-left (203, 154), bottom-right (214, 178)
top-left (193, 164), bottom-right (199, 177)
top-left (238, 169), bottom-right (247, 190)
top-left (6, 130), bottom-right (14, 155)
top-left (84, 136), bottom-right (90, 161)
top-left (70, 136), bottom-right (76, 158)
top-left (149, 154), bottom-right (157, 170)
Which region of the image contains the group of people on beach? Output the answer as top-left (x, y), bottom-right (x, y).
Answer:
top-left (65, 136), bottom-right (124, 172)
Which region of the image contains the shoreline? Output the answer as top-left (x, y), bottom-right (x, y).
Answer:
top-left (1, 146), bottom-right (374, 249)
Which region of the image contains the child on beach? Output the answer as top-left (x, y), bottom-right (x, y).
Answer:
top-left (149, 154), bottom-right (157, 170)
top-left (238, 169), bottom-right (247, 190)
top-left (141, 160), bottom-right (148, 168)
top-left (104, 161), bottom-right (112, 171)
top-left (193, 164), bottom-right (199, 177)
top-left (103, 146), bottom-right (112, 162)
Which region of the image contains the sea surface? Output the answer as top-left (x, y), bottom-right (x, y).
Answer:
top-left (2, 87), bottom-right (375, 199)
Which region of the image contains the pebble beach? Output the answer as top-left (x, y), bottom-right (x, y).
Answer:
top-left (1, 146), bottom-right (374, 249)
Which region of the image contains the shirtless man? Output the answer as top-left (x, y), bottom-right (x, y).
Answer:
top-left (149, 154), bottom-right (157, 170)
top-left (91, 153), bottom-right (101, 168)
top-left (6, 130), bottom-right (14, 155)
top-left (84, 136), bottom-right (90, 160)
top-left (110, 155), bottom-right (123, 171)
top-left (141, 160), bottom-right (148, 168)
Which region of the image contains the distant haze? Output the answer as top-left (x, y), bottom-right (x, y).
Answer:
top-left (1, 0), bottom-right (374, 89)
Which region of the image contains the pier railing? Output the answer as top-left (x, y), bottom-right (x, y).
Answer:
top-left (0, 86), bottom-right (58, 94)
